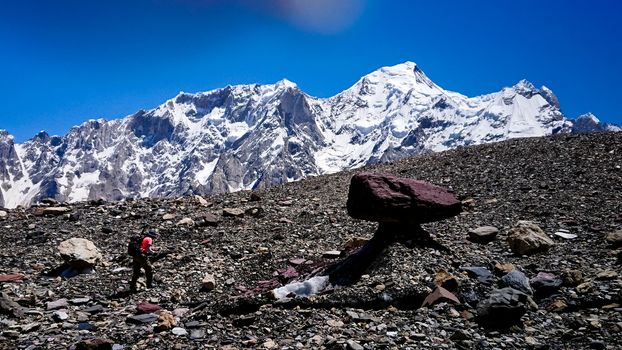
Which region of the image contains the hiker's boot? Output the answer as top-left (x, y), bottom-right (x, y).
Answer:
top-left (146, 277), bottom-right (154, 289)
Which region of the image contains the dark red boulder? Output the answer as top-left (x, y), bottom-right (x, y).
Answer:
top-left (0, 274), bottom-right (24, 282)
top-left (346, 172), bottom-right (461, 224)
top-left (136, 302), bottom-right (161, 314)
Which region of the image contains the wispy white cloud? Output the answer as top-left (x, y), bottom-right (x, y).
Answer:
top-left (270, 0), bottom-right (366, 34)
top-left (181, 0), bottom-right (366, 34)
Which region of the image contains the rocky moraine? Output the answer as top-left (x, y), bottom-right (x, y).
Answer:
top-left (0, 132), bottom-right (620, 349)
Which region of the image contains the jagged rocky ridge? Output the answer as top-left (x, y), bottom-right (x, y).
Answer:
top-left (0, 62), bottom-right (619, 208)
top-left (0, 133), bottom-right (620, 349)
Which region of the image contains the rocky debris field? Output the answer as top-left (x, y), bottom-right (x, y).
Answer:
top-left (0, 132), bottom-right (621, 349)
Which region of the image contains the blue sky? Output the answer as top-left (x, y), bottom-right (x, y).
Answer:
top-left (1, 0), bottom-right (621, 142)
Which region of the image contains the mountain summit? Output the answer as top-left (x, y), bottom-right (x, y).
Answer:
top-left (0, 63), bottom-right (617, 208)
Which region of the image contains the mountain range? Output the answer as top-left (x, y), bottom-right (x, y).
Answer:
top-left (0, 62), bottom-right (619, 208)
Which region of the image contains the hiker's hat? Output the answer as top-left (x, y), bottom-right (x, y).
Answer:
top-left (145, 229), bottom-right (159, 238)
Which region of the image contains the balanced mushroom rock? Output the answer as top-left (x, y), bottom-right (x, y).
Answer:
top-left (347, 172), bottom-right (462, 224)
top-left (326, 172), bottom-right (462, 285)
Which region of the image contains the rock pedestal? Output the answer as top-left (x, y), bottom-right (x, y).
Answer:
top-left (327, 173), bottom-right (461, 286)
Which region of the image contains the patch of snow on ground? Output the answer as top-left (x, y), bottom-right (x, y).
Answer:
top-left (272, 276), bottom-right (331, 299)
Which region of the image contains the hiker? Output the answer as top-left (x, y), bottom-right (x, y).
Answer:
top-left (129, 229), bottom-right (158, 292)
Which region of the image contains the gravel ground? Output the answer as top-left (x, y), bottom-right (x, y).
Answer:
top-left (0, 132), bottom-right (620, 349)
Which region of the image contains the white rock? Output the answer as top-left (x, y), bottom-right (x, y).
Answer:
top-left (171, 327), bottom-right (188, 336)
top-left (468, 226), bottom-right (499, 243)
top-left (506, 221), bottom-right (554, 255)
top-left (70, 297), bottom-right (90, 305)
top-left (346, 340), bottom-right (364, 350)
top-left (194, 195), bottom-right (209, 206)
top-left (272, 276), bottom-right (330, 299)
top-left (322, 250), bottom-right (342, 258)
top-left (53, 310), bottom-right (69, 321)
top-left (162, 213), bottom-right (176, 220)
top-left (176, 217), bottom-right (195, 226)
top-left (112, 267), bottom-right (130, 273)
top-left (263, 340), bottom-right (277, 349)
top-left (554, 231), bottom-right (577, 239)
top-left (47, 299), bottom-right (68, 310)
top-left (202, 274), bottom-right (216, 290)
top-left (222, 208), bottom-right (244, 217)
top-left (57, 238), bottom-right (102, 267)
top-left (42, 206), bottom-right (71, 215)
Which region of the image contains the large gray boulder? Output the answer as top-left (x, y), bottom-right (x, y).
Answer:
top-left (468, 226), bottom-right (499, 243)
top-left (57, 238), bottom-right (102, 268)
top-left (477, 288), bottom-right (535, 328)
top-left (500, 270), bottom-right (533, 295)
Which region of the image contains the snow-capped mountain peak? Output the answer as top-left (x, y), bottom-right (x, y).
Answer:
top-left (0, 63), bottom-right (618, 208)
top-left (275, 78), bottom-right (298, 89)
top-left (578, 112), bottom-right (600, 123)
top-left (571, 112), bottom-right (621, 133)
top-left (347, 61), bottom-right (442, 97)
top-left (513, 79), bottom-right (537, 90)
